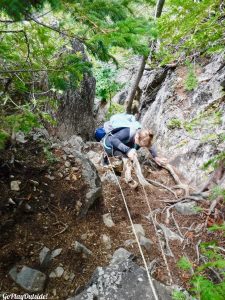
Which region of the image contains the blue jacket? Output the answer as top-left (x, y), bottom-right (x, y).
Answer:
top-left (103, 128), bottom-right (157, 157)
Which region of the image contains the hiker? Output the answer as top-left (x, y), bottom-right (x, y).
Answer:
top-left (102, 127), bottom-right (167, 166)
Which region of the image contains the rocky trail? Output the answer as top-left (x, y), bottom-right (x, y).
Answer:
top-left (1, 133), bottom-right (224, 299)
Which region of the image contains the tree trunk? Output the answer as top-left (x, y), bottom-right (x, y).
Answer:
top-left (125, 0), bottom-right (166, 114)
top-left (55, 39), bottom-right (96, 141)
top-left (126, 56), bottom-right (147, 114)
top-left (155, 0), bottom-right (165, 18)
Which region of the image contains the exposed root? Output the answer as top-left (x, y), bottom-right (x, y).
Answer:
top-left (132, 156), bottom-right (151, 187)
top-left (52, 223), bottom-right (69, 237)
top-left (161, 195), bottom-right (205, 204)
top-left (163, 163), bottom-right (191, 197)
top-left (146, 179), bottom-right (177, 198)
top-left (204, 196), bottom-right (222, 228)
top-left (128, 180), bottom-right (139, 189)
top-left (171, 212), bottom-right (184, 239)
top-left (196, 239), bottom-right (201, 264)
top-left (172, 184), bottom-right (190, 197)
top-left (122, 157), bottom-right (133, 182)
top-left (47, 206), bottom-right (68, 237)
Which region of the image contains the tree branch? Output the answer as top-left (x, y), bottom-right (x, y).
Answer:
top-left (0, 68), bottom-right (63, 74)
top-left (27, 16), bottom-right (86, 44)
top-left (0, 30), bottom-right (30, 62)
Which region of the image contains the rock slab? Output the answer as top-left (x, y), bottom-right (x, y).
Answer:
top-left (67, 248), bottom-right (172, 300)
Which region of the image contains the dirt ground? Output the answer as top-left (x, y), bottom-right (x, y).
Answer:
top-left (0, 139), bottom-right (224, 299)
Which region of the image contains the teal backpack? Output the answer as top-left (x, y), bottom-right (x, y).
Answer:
top-left (95, 113), bottom-right (141, 141)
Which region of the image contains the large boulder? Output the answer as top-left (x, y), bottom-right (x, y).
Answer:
top-left (67, 248), bottom-right (172, 300)
top-left (63, 143), bottom-right (102, 217)
top-left (140, 54), bottom-right (225, 187)
top-left (56, 39), bottom-right (96, 141)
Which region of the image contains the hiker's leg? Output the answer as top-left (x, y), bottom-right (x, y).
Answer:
top-left (113, 150), bottom-right (126, 158)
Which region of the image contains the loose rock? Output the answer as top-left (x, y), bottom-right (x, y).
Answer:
top-left (101, 171), bottom-right (117, 183)
top-left (101, 234), bottom-right (111, 250)
top-left (110, 248), bottom-right (134, 266)
top-left (10, 181), bottom-right (21, 191)
top-left (72, 241), bottom-right (92, 256)
top-left (49, 266), bottom-right (64, 278)
top-left (133, 224), bottom-right (145, 239)
top-left (65, 161), bottom-right (71, 168)
top-left (9, 266), bottom-right (46, 292)
top-left (102, 213), bottom-right (115, 228)
top-left (175, 202), bottom-right (198, 215)
top-left (51, 248), bottom-right (63, 258)
top-left (39, 247), bottom-right (50, 265)
top-left (158, 224), bottom-right (184, 243)
top-left (140, 236), bottom-right (152, 251)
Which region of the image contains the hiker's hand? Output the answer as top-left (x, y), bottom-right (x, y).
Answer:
top-left (127, 149), bottom-right (137, 161)
top-left (154, 156), bottom-right (168, 166)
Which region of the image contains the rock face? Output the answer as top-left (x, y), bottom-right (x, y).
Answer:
top-left (56, 39), bottom-right (96, 141)
top-left (67, 248), bottom-right (172, 300)
top-left (140, 54), bottom-right (225, 187)
top-left (63, 142), bottom-right (102, 217)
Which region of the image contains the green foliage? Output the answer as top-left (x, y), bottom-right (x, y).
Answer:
top-left (168, 109), bottom-right (222, 136)
top-left (177, 256), bottom-right (193, 271)
top-left (0, 130), bottom-right (9, 149)
top-left (191, 275), bottom-right (225, 300)
top-left (208, 223), bottom-right (225, 233)
top-left (193, 205), bottom-right (203, 213)
top-left (202, 152), bottom-right (225, 170)
top-left (49, 53), bottom-right (92, 90)
top-left (167, 118), bottom-right (182, 129)
top-left (0, 0), bottom-right (61, 20)
top-left (95, 65), bottom-right (123, 101)
top-left (157, 0), bottom-right (225, 64)
top-left (210, 186), bottom-right (225, 201)
top-left (175, 139), bottom-right (188, 148)
top-left (105, 102), bottom-right (125, 120)
top-left (5, 112), bottom-right (40, 133)
top-left (201, 133), bottom-right (221, 144)
top-left (179, 242), bottom-right (225, 300)
top-left (172, 290), bottom-right (187, 300)
top-left (184, 110), bottom-right (222, 133)
top-left (184, 62), bottom-right (198, 91)
top-left (0, 0), bottom-right (155, 147)
top-left (43, 144), bottom-right (59, 164)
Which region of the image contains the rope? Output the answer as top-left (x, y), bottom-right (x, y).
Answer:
top-left (141, 185), bottom-right (173, 284)
top-left (132, 156), bottom-right (174, 284)
top-left (103, 150), bottom-right (159, 300)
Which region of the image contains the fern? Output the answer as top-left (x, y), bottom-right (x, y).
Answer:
top-left (191, 275), bottom-right (225, 300)
top-left (172, 290), bottom-right (187, 300)
top-left (177, 256), bottom-right (193, 271)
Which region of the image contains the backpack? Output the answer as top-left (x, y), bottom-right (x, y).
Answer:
top-left (94, 113), bottom-right (141, 141)
top-left (95, 127), bottom-right (106, 142)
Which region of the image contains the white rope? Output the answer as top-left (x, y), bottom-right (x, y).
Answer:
top-left (132, 156), bottom-right (174, 284)
top-left (141, 185), bottom-right (173, 284)
top-left (103, 150), bottom-right (159, 300)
